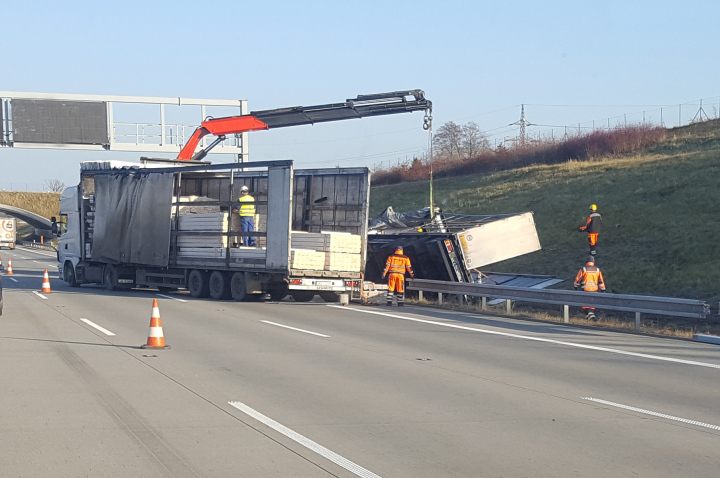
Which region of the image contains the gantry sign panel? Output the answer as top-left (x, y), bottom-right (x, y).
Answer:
top-left (0, 92), bottom-right (248, 159)
top-left (12, 99), bottom-right (108, 145)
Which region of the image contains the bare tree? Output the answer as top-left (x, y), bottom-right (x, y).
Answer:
top-left (44, 179), bottom-right (65, 193)
top-left (460, 122), bottom-right (491, 158)
top-left (433, 121), bottom-right (463, 157)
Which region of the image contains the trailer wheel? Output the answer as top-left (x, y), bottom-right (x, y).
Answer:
top-left (319, 292), bottom-right (340, 303)
top-left (188, 270), bottom-right (209, 298)
top-left (291, 291), bottom-right (315, 302)
top-left (63, 262), bottom-right (79, 287)
top-left (230, 272), bottom-right (247, 301)
top-left (208, 271), bottom-right (230, 300)
top-left (268, 285), bottom-right (289, 302)
top-left (104, 265), bottom-right (119, 291)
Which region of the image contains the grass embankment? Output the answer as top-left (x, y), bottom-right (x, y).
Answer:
top-left (370, 120), bottom-right (720, 311)
top-left (0, 192), bottom-right (61, 241)
top-left (0, 192), bottom-right (61, 219)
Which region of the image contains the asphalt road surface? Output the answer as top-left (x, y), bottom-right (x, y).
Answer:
top-left (2, 246), bottom-right (719, 477)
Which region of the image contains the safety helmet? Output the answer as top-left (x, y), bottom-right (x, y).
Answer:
top-left (241, 185), bottom-right (249, 192)
top-left (586, 256), bottom-right (595, 266)
top-left (395, 246), bottom-right (404, 254)
top-left (589, 204), bottom-right (597, 211)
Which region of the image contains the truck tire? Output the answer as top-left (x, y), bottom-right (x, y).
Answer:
top-left (291, 291), bottom-right (315, 302)
top-left (230, 272), bottom-right (247, 302)
top-left (63, 262), bottom-right (79, 287)
top-left (319, 292), bottom-right (340, 303)
top-left (208, 271), bottom-right (230, 300)
top-left (268, 285), bottom-right (288, 302)
top-left (188, 269), bottom-right (209, 298)
top-left (104, 265), bottom-right (119, 291)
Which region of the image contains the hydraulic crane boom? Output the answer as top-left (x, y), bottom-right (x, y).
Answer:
top-left (177, 89), bottom-right (432, 161)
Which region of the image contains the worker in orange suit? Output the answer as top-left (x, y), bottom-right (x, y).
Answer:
top-left (381, 246), bottom-right (415, 307)
top-left (579, 204), bottom-right (602, 256)
top-left (574, 256), bottom-right (606, 320)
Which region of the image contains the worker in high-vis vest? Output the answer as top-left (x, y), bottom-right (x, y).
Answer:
top-left (573, 256), bottom-right (606, 320)
top-left (578, 204), bottom-right (602, 256)
top-left (381, 246), bottom-right (415, 306)
top-left (238, 185), bottom-right (256, 246)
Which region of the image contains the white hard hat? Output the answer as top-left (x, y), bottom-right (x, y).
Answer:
top-left (240, 185), bottom-right (249, 192)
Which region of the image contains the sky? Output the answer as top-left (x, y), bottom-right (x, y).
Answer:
top-left (1, 0), bottom-right (719, 191)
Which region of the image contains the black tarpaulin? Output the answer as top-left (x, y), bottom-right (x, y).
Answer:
top-left (369, 206), bottom-right (432, 230)
top-left (92, 172), bottom-right (173, 266)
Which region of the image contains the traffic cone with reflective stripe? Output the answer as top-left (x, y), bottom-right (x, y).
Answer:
top-left (0, 254), bottom-right (3, 270)
top-left (41, 269), bottom-right (52, 293)
top-left (6, 258), bottom-right (13, 275)
top-left (141, 299), bottom-right (170, 349)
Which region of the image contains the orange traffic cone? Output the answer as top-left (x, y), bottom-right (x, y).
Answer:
top-left (41, 269), bottom-right (52, 293)
top-left (141, 299), bottom-right (170, 349)
top-left (6, 258), bottom-right (13, 275)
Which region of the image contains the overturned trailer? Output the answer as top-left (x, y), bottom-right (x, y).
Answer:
top-left (365, 211), bottom-right (541, 283)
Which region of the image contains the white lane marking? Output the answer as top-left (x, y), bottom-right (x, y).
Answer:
top-left (8, 277), bottom-right (19, 283)
top-left (33, 291), bottom-right (48, 300)
top-left (156, 294), bottom-right (187, 303)
top-left (80, 318), bottom-right (116, 336)
top-left (16, 248), bottom-right (56, 258)
top-left (228, 401), bottom-right (381, 478)
top-left (583, 397), bottom-right (720, 431)
top-left (261, 320), bottom-right (330, 337)
top-left (328, 306), bottom-right (720, 370)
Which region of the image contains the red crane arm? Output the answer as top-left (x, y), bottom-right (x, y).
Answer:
top-left (176, 90), bottom-right (432, 161)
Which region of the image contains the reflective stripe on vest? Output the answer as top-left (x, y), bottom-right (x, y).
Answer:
top-left (239, 195), bottom-right (256, 216)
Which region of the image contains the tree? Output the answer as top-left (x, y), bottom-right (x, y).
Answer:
top-left (44, 179), bottom-right (65, 193)
top-left (460, 122), bottom-right (490, 158)
top-left (433, 121), bottom-right (463, 157)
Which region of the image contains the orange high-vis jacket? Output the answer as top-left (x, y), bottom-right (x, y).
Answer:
top-left (383, 254), bottom-right (414, 277)
top-left (574, 264), bottom-right (606, 292)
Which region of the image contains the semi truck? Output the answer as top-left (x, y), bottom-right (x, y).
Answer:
top-left (57, 160), bottom-right (371, 301)
top-left (0, 218), bottom-right (16, 249)
top-left (56, 89), bottom-right (432, 301)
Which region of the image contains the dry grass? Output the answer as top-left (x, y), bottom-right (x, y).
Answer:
top-left (0, 191), bottom-right (61, 219)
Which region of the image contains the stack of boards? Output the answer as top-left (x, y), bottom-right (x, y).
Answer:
top-left (172, 197), bottom-right (361, 270)
top-left (290, 231), bottom-right (362, 272)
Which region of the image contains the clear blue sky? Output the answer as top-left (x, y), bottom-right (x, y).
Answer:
top-left (1, 0), bottom-right (718, 190)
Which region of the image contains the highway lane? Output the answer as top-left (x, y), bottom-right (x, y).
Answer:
top-left (2, 245), bottom-right (719, 477)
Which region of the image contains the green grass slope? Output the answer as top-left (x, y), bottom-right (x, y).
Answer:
top-left (370, 119), bottom-right (720, 304)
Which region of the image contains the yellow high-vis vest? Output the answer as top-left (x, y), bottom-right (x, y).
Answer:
top-left (239, 194), bottom-right (256, 217)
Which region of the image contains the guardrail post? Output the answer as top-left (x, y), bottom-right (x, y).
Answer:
top-left (481, 297), bottom-right (487, 310)
top-left (635, 312), bottom-right (641, 330)
top-left (563, 305), bottom-right (569, 323)
top-left (506, 299), bottom-right (512, 314)
top-left (458, 294), bottom-right (464, 306)
top-left (438, 293), bottom-right (443, 305)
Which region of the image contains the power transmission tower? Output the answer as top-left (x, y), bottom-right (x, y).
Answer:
top-left (691, 99), bottom-right (710, 123)
top-left (509, 104), bottom-right (534, 146)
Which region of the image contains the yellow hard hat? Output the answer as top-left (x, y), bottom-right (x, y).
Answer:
top-left (589, 204), bottom-right (597, 211)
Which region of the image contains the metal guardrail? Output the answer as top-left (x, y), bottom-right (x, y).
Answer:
top-left (19, 241), bottom-right (58, 252)
top-left (407, 278), bottom-right (710, 329)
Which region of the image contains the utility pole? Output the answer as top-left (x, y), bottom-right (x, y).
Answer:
top-left (691, 99), bottom-right (709, 123)
top-left (509, 104), bottom-right (533, 147)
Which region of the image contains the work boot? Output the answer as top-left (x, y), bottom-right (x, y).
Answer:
top-left (398, 302), bottom-right (404, 307)
top-left (386, 301), bottom-right (393, 306)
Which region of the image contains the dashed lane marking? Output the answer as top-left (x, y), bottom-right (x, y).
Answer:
top-left (261, 320), bottom-right (330, 337)
top-left (229, 401), bottom-right (381, 478)
top-left (80, 318), bottom-right (116, 336)
top-left (157, 294), bottom-right (188, 303)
